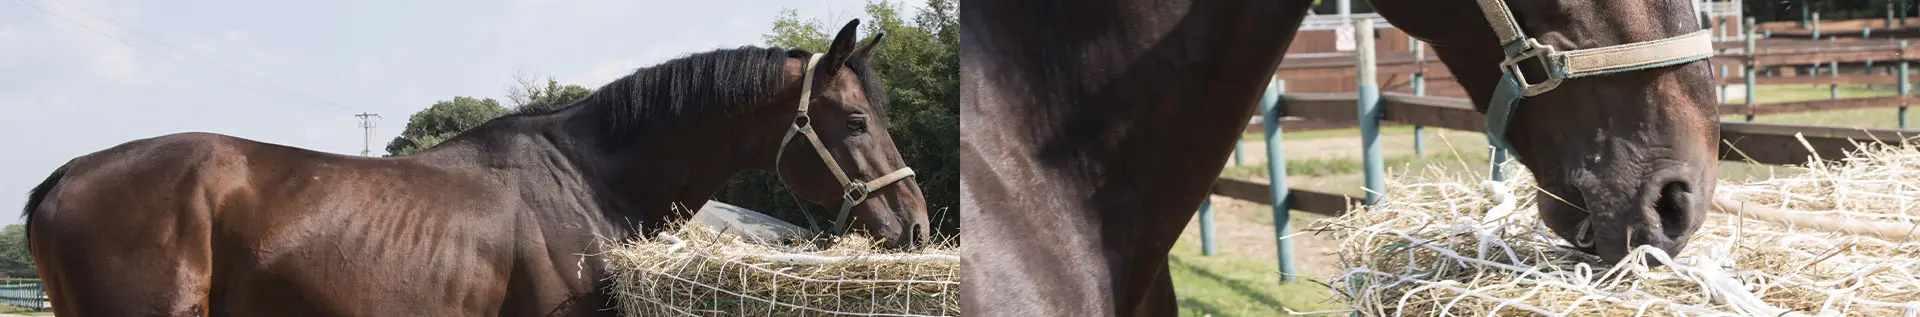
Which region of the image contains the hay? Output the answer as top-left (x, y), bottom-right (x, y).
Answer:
top-left (606, 221), bottom-right (960, 316)
top-left (1315, 141), bottom-right (1920, 316)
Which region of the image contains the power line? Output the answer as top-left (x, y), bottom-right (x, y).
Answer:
top-left (6, 0), bottom-right (354, 113)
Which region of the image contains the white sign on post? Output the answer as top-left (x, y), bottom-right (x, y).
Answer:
top-left (1335, 25), bottom-right (1356, 51)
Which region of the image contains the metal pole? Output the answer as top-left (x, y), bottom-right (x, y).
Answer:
top-left (1357, 18), bottom-right (1385, 204)
top-left (1747, 20), bottom-right (1758, 122)
top-left (1832, 60), bottom-right (1841, 100)
top-left (1412, 40), bottom-right (1426, 156)
top-left (1337, 0), bottom-right (1351, 21)
top-left (1232, 140), bottom-right (1244, 166)
top-left (1903, 41), bottom-right (1911, 129)
top-left (1199, 191), bottom-right (1216, 256)
top-left (1813, 12), bottom-right (1821, 38)
top-left (1261, 78), bottom-right (1297, 283)
top-left (1868, 60), bottom-right (1876, 89)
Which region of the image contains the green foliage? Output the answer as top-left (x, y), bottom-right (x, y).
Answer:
top-left (508, 74), bottom-right (596, 111)
top-left (716, 0), bottom-right (961, 239)
top-left (0, 225), bottom-right (33, 277)
top-left (383, 96), bottom-right (507, 156)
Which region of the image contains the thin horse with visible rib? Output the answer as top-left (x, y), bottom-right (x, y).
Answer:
top-left (22, 20), bottom-right (928, 317)
top-left (960, 0), bottom-right (1718, 315)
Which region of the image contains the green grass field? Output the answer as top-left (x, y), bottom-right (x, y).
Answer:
top-left (1180, 83), bottom-right (1914, 314)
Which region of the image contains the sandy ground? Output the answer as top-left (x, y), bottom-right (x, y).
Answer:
top-left (1180, 194), bottom-right (1347, 282)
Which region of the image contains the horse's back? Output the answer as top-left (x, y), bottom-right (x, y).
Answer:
top-left (28, 132), bottom-right (515, 316)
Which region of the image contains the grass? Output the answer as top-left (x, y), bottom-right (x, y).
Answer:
top-left (1168, 232), bottom-right (1344, 317)
top-left (0, 304), bottom-right (47, 315)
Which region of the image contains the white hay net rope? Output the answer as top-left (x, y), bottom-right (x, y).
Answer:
top-left (606, 226), bottom-right (960, 317)
top-left (1315, 142), bottom-right (1920, 316)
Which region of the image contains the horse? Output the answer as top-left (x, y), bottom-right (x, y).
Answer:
top-left (960, 0), bottom-right (1719, 315)
top-left (21, 19), bottom-right (928, 317)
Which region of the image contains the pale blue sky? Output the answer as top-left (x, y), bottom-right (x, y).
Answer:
top-left (0, 0), bottom-right (900, 225)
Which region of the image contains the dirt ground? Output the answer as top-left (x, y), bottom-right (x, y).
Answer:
top-left (1178, 194), bottom-right (1347, 282)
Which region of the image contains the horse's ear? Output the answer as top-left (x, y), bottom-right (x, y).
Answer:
top-left (816, 19), bottom-right (862, 80)
top-left (854, 32), bottom-right (886, 63)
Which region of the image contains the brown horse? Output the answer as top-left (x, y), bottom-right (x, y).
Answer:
top-left (22, 20), bottom-right (928, 317)
top-left (961, 0), bottom-right (1718, 315)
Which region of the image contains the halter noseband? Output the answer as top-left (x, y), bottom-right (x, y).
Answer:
top-left (1475, 0), bottom-right (1715, 154)
top-left (775, 53), bottom-right (918, 236)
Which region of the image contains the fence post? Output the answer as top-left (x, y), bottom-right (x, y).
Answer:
top-left (1262, 77), bottom-right (1297, 283)
top-left (1357, 18), bottom-right (1385, 204)
top-left (1802, 0), bottom-right (1811, 29)
top-left (1232, 140), bottom-right (1244, 166)
top-left (1813, 12), bottom-right (1822, 38)
top-left (1889, 40), bottom-right (1904, 127)
top-left (1831, 60), bottom-right (1840, 100)
top-left (1747, 20), bottom-right (1759, 122)
top-left (1199, 190), bottom-right (1216, 256)
top-left (1868, 60), bottom-right (1876, 89)
top-left (1412, 39), bottom-right (1426, 156)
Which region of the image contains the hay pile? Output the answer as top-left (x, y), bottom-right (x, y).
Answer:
top-left (605, 222), bottom-right (960, 316)
top-left (1315, 142), bottom-right (1920, 316)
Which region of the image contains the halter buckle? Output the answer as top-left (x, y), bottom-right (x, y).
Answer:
top-left (1499, 38), bottom-right (1566, 97)
top-left (842, 182), bottom-right (870, 204)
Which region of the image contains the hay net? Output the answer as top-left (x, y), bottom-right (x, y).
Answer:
top-left (1314, 142), bottom-right (1920, 316)
top-left (605, 221), bottom-right (960, 317)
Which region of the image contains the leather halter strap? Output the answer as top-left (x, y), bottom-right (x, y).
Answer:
top-left (774, 53), bottom-right (918, 236)
top-left (1475, 0), bottom-right (1716, 154)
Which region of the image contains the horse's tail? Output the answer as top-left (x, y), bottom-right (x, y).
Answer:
top-left (23, 162), bottom-right (72, 240)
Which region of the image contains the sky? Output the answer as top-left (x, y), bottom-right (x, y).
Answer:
top-left (0, 0), bottom-right (905, 225)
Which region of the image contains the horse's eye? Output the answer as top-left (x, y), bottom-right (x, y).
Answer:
top-left (847, 117), bottom-right (868, 134)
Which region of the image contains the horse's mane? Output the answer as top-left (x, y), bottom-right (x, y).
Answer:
top-left (505, 46), bottom-right (816, 142)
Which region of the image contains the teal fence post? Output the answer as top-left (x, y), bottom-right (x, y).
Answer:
top-left (1830, 60), bottom-right (1840, 100)
top-left (1868, 60), bottom-right (1876, 89)
top-left (1889, 39), bottom-right (1904, 128)
top-left (1232, 140), bottom-right (1244, 166)
top-left (1746, 19), bottom-right (1759, 122)
top-left (1262, 77), bottom-right (1296, 283)
top-left (1199, 189), bottom-right (1216, 256)
top-left (1412, 39), bottom-right (1426, 156)
top-left (1357, 18), bottom-right (1385, 204)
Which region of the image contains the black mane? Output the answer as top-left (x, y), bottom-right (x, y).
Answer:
top-left (504, 46), bottom-right (815, 140)
top-left (497, 44), bottom-right (892, 144)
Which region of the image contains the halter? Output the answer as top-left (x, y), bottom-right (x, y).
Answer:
top-left (1475, 0), bottom-right (1716, 154)
top-left (775, 53), bottom-right (917, 236)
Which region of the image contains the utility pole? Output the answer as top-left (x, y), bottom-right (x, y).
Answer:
top-left (354, 113), bottom-right (381, 156)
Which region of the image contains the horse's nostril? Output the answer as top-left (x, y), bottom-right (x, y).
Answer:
top-left (1654, 181), bottom-right (1692, 239)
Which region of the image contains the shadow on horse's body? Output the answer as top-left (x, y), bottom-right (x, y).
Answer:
top-left (961, 0), bottom-right (1719, 315)
top-left (23, 20), bottom-right (930, 316)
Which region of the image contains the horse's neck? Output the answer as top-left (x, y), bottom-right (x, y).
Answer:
top-left (508, 104), bottom-right (785, 235)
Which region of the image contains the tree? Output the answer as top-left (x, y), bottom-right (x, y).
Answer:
top-left (506, 71), bottom-right (595, 112)
top-left (0, 224), bottom-right (33, 277)
top-left (717, 0), bottom-right (961, 241)
top-left (383, 96), bottom-right (507, 156)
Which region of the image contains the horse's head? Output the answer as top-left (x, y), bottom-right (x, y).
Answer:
top-left (1375, 0), bottom-right (1718, 264)
top-left (768, 20), bottom-right (931, 250)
